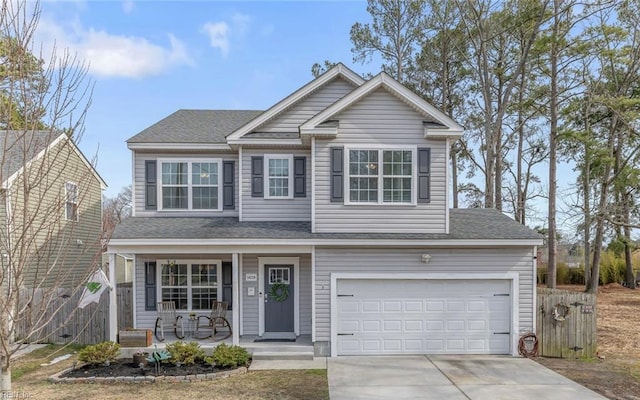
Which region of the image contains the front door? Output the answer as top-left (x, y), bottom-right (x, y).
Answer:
top-left (264, 265), bottom-right (294, 332)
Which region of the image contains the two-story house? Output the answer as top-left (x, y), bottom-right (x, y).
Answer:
top-left (108, 64), bottom-right (542, 357)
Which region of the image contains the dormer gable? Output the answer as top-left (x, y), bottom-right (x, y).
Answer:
top-left (299, 72), bottom-right (464, 139)
top-left (226, 63), bottom-right (365, 144)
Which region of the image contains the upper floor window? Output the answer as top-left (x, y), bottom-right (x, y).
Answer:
top-left (264, 155), bottom-right (293, 199)
top-left (347, 148), bottom-right (414, 204)
top-left (158, 159), bottom-right (221, 211)
top-left (65, 182), bottom-right (78, 221)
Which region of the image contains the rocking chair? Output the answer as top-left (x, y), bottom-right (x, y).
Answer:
top-left (195, 301), bottom-right (232, 341)
top-left (154, 301), bottom-right (185, 341)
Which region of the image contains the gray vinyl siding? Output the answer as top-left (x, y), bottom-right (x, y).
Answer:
top-left (241, 149), bottom-right (311, 221)
top-left (314, 247), bottom-right (535, 342)
top-left (256, 77), bottom-right (356, 133)
top-left (134, 254), bottom-right (233, 330)
top-left (314, 89), bottom-right (448, 233)
top-left (133, 152), bottom-right (239, 217)
top-left (241, 253), bottom-right (312, 335)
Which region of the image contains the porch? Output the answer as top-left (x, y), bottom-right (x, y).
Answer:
top-left (106, 249), bottom-right (313, 353)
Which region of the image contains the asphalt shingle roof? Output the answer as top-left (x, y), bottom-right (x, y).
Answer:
top-left (0, 130), bottom-right (59, 182)
top-left (127, 110), bottom-right (263, 144)
top-left (111, 208), bottom-right (542, 242)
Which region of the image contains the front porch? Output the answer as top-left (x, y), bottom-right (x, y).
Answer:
top-left (106, 249), bottom-right (314, 354)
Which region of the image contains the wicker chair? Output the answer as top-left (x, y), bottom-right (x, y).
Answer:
top-left (154, 301), bottom-right (185, 341)
top-left (195, 301), bottom-right (231, 341)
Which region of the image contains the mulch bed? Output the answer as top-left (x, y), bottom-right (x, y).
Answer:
top-left (61, 359), bottom-right (228, 378)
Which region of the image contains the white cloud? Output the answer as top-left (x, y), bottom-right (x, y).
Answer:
top-left (201, 21), bottom-right (230, 57)
top-left (122, 0), bottom-right (134, 14)
top-left (36, 17), bottom-right (193, 79)
top-left (231, 13), bottom-right (251, 36)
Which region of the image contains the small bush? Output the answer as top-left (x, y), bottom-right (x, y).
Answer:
top-left (210, 344), bottom-right (250, 368)
top-left (165, 341), bottom-right (205, 365)
top-left (78, 341), bottom-right (120, 365)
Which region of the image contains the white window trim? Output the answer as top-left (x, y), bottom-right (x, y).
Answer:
top-left (264, 154), bottom-right (294, 199)
top-left (157, 158), bottom-right (223, 211)
top-left (156, 259), bottom-right (222, 312)
top-left (64, 181), bottom-right (79, 221)
top-left (343, 145), bottom-right (417, 206)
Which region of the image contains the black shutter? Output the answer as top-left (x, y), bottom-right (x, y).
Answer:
top-left (251, 156), bottom-right (264, 198)
top-left (330, 147), bottom-right (344, 202)
top-left (222, 261), bottom-right (232, 310)
top-left (294, 156), bottom-right (306, 198)
top-left (223, 161), bottom-right (235, 210)
top-left (144, 261), bottom-right (157, 311)
top-left (145, 161), bottom-right (157, 210)
top-left (417, 148), bottom-right (431, 203)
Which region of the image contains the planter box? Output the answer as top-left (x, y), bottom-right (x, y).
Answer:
top-left (119, 329), bottom-right (152, 347)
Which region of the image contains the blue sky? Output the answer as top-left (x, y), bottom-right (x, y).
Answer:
top-left (35, 0), bottom-right (371, 197)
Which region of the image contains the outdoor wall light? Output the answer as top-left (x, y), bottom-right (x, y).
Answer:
top-left (421, 254), bottom-right (431, 263)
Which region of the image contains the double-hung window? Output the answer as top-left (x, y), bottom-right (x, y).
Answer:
top-left (264, 155), bottom-right (293, 199)
top-left (158, 159), bottom-right (221, 211)
top-left (347, 148), bottom-right (414, 204)
top-left (65, 182), bottom-right (78, 221)
top-left (158, 260), bottom-right (222, 311)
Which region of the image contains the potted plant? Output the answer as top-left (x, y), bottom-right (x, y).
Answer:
top-left (133, 351), bottom-right (149, 367)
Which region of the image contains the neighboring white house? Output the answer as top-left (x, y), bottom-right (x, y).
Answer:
top-left (108, 64), bottom-right (543, 357)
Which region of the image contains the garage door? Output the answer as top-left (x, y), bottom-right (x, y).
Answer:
top-left (336, 279), bottom-right (511, 355)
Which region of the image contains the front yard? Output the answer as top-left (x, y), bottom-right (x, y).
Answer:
top-left (536, 284), bottom-right (640, 400)
top-left (11, 346), bottom-right (328, 400)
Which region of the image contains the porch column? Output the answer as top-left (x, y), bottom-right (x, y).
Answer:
top-left (232, 253), bottom-right (240, 345)
top-left (108, 253), bottom-right (118, 342)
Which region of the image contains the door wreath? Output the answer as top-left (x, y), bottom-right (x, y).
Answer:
top-left (268, 282), bottom-right (289, 302)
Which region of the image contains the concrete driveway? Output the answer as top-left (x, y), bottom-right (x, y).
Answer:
top-left (328, 355), bottom-right (607, 400)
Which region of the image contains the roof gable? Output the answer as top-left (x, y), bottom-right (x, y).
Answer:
top-left (1, 131), bottom-right (106, 190)
top-left (299, 72), bottom-right (464, 138)
top-left (226, 63), bottom-right (365, 142)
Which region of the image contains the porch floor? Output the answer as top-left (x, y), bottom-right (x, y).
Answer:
top-left (118, 334), bottom-right (313, 357)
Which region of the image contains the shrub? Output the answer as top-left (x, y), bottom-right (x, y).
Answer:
top-left (165, 341), bottom-right (205, 365)
top-left (210, 344), bottom-right (250, 368)
top-left (78, 341), bottom-right (120, 365)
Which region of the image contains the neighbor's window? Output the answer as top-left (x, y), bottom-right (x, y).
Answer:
top-left (265, 155), bottom-right (293, 199)
top-left (65, 182), bottom-right (78, 221)
top-left (159, 159), bottom-right (221, 210)
top-left (159, 260), bottom-right (221, 310)
top-left (348, 149), bottom-right (413, 204)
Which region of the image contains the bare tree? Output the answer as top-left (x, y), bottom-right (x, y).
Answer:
top-left (102, 185), bottom-right (131, 244)
top-left (0, 0), bottom-right (97, 392)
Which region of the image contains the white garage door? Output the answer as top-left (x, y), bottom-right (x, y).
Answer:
top-left (336, 279), bottom-right (511, 355)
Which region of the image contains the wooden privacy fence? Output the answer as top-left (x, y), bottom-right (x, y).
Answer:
top-left (536, 288), bottom-right (597, 358)
top-left (16, 283), bottom-right (133, 345)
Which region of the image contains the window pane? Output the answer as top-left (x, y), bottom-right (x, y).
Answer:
top-left (269, 158), bottom-right (289, 177)
top-left (191, 264), bottom-right (217, 286)
top-left (349, 177), bottom-right (377, 202)
top-left (192, 288), bottom-right (217, 310)
top-left (193, 187), bottom-right (218, 209)
top-left (162, 162), bottom-right (187, 185)
top-left (192, 163), bottom-right (218, 185)
top-left (161, 263), bottom-right (188, 286)
top-left (162, 187), bottom-right (188, 209)
top-left (349, 150), bottom-right (378, 177)
top-left (162, 288), bottom-right (188, 310)
top-left (269, 178), bottom-right (289, 197)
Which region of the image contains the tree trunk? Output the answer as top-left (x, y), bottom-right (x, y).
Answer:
top-left (452, 144), bottom-right (459, 208)
top-left (0, 366), bottom-right (10, 393)
top-left (623, 193), bottom-right (635, 288)
top-left (547, 0), bottom-right (560, 289)
top-left (583, 147), bottom-right (591, 286)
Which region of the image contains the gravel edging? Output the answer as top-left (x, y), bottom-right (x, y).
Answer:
top-left (48, 366), bottom-right (248, 384)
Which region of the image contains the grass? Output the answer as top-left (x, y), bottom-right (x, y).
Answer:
top-left (11, 345), bottom-right (329, 400)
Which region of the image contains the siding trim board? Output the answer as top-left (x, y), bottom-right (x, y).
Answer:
top-left (329, 272), bottom-right (520, 357)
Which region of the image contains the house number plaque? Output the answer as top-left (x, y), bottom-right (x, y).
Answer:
top-left (245, 273), bottom-right (257, 282)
